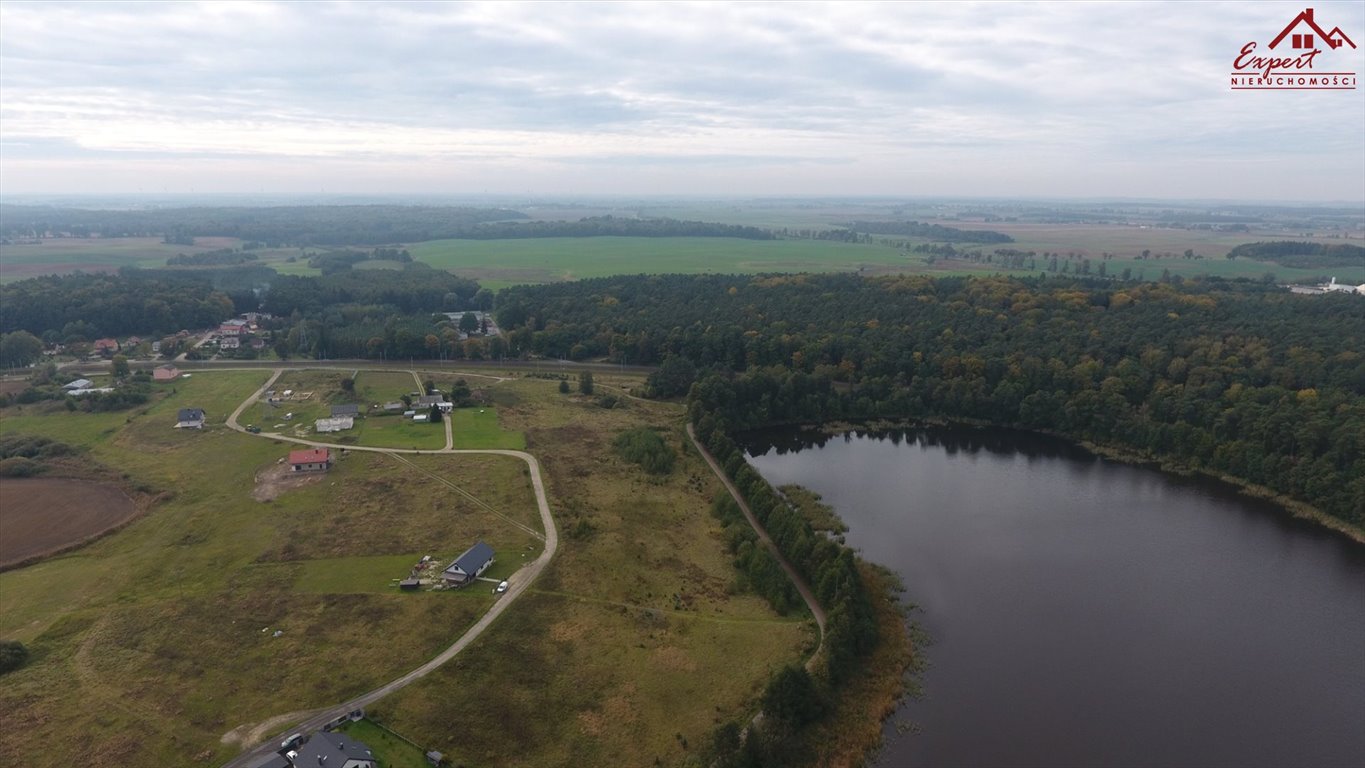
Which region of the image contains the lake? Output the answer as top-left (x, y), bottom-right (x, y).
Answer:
top-left (742, 426), bottom-right (1365, 768)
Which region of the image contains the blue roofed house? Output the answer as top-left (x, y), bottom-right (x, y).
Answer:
top-left (442, 541), bottom-right (495, 587)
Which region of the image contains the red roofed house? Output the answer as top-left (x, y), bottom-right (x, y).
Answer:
top-left (93, 338), bottom-right (120, 356)
top-left (153, 364), bottom-right (180, 381)
top-left (1269, 8), bottom-right (1357, 50)
top-left (289, 448), bottom-right (332, 473)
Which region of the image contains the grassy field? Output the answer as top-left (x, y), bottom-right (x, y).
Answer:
top-left (451, 407), bottom-right (525, 449)
top-left (0, 367), bottom-right (809, 767)
top-left (408, 236), bottom-right (904, 289)
top-left (337, 719), bottom-right (430, 768)
top-left (371, 376), bottom-right (812, 766)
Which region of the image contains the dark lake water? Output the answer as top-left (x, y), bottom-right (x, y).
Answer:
top-left (742, 426), bottom-right (1365, 768)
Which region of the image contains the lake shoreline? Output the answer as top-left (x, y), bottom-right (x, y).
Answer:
top-left (761, 417), bottom-right (1365, 546)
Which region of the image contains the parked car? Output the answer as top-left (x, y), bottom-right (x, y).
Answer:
top-left (495, 581), bottom-right (509, 594)
top-left (280, 733), bottom-right (303, 752)
top-left (245, 424), bottom-right (261, 433)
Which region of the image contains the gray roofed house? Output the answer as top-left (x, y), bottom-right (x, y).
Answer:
top-left (175, 408), bottom-right (206, 429)
top-left (442, 541), bottom-right (495, 587)
top-left (289, 732), bottom-right (376, 768)
top-left (331, 403), bottom-right (361, 417)
top-left (415, 395), bottom-right (445, 407)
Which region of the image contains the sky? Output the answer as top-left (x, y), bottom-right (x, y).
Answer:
top-left (1, 1), bottom-right (1363, 201)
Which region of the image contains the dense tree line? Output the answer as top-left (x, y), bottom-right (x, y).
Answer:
top-left (0, 204), bottom-right (525, 247)
top-left (1225, 241), bottom-right (1365, 269)
top-left (454, 215), bottom-right (775, 240)
top-left (166, 248), bottom-right (259, 266)
top-left (0, 205), bottom-right (775, 246)
top-left (498, 273), bottom-right (1365, 526)
top-left (843, 220), bottom-right (1014, 243)
top-left (307, 247), bottom-right (412, 275)
top-left (0, 271), bottom-right (238, 341)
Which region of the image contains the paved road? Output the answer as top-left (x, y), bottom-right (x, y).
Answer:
top-left (221, 369), bottom-right (558, 768)
top-left (686, 423), bottom-right (826, 667)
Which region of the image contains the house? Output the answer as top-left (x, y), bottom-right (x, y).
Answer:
top-left (93, 338), bottom-right (119, 355)
top-left (289, 732), bottom-right (376, 768)
top-left (126, 336), bottom-right (142, 347)
top-left (250, 337), bottom-right (267, 350)
top-left (151, 341), bottom-right (162, 354)
top-left (153, 365), bottom-right (180, 381)
top-left (220, 336), bottom-right (241, 350)
top-left (415, 395), bottom-right (444, 407)
top-left (62, 378), bottom-right (93, 391)
top-left (1269, 7), bottom-right (1357, 50)
top-left (441, 541), bottom-right (495, 587)
top-left (331, 404), bottom-right (361, 418)
top-left (175, 408), bottom-right (206, 429)
top-left (219, 319), bottom-right (247, 336)
top-left (315, 417), bottom-right (354, 432)
top-left (289, 448), bottom-right (332, 472)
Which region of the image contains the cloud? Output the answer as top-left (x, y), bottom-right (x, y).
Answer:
top-left (1, 0), bottom-right (1362, 199)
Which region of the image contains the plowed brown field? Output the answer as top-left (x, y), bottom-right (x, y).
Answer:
top-left (0, 478), bottom-right (136, 567)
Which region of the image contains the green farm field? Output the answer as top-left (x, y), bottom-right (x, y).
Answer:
top-left (0, 235), bottom-right (322, 283)
top-left (0, 368), bottom-right (809, 767)
top-left (408, 236), bottom-right (903, 289)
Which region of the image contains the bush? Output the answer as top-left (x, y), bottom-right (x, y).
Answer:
top-left (613, 427), bottom-right (676, 475)
top-left (0, 457), bottom-right (43, 477)
top-left (0, 640), bottom-right (29, 675)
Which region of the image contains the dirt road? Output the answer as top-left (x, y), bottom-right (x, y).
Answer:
top-left (220, 368), bottom-right (557, 768)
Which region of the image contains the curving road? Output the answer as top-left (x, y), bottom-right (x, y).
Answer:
top-left (221, 369), bottom-right (557, 768)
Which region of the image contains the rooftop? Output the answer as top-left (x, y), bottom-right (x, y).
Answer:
top-left (289, 448), bottom-right (330, 465)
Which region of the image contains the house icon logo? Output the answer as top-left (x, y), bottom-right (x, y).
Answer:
top-left (1268, 7), bottom-right (1356, 51)
top-left (1231, 7), bottom-right (1359, 90)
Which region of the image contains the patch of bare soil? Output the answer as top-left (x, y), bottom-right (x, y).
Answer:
top-left (252, 462), bottom-right (325, 502)
top-left (221, 708), bottom-right (322, 748)
top-left (0, 478), bottom-right (137, 568)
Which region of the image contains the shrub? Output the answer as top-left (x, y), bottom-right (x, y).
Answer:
top-left (613, 427), bottom-right (676, 475)
top-left (0, 640), bottom-right (29, 675)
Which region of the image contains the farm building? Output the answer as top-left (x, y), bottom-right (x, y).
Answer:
top-left (289, 732), bottom-right (375, 768)
top-left (315, 417), bottom-right (354, 432)
top-left (289, 448), bottom-right (332, 472)
top-left (153, 365), bottom-right (180, 381)
top-left (413, 413), bottom-right (430, 423)
top-left (62, 378), bottom-right (93, 391)
top-left (381, 401), bottom-right (404, 412)
top-left (442, 541), bottom-right (495, 587)
top-left (175, 408), bottom-right (206, 429)
top-left (331, 403), bottom-right (361, 418)
top-left (415, 395), bottom-right (444, 407)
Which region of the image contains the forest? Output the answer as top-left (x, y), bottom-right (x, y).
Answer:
top-left (496, 273), bottom-right (1365, 527)
top-left (1225, 241), bottom-right (1365, 269)
top-left (0, 204), bottom-right (525, 246)
top-left (0, 205), bottom-right (772, 246)
top-left (841, 220), bottom-right (1014, 243)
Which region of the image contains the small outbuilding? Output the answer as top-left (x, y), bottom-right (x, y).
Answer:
top-left (289, 448), bottom-right (332, 472)
top-left (62, 378), bottom-right (93, 391)
top-left (442, 541), bottom-right (495, 587)
top-left (399, 578), bottom-right (421, 591)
